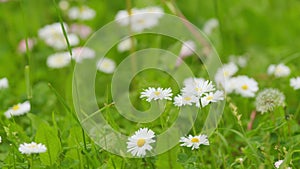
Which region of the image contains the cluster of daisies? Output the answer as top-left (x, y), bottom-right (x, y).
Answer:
top-left (0, 79), bottom-right (47, 155)
top-left (127, 128), bottom-right (209, 157)
top-left (127, 77), bottom-right (224, 157)
top-left (140, 78), bottom-right (224, 108)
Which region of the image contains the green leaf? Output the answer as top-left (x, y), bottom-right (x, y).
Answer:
top-left (156, 145), bottom-right (183, 169)
top-left (28, 114), bottom-right (61, 166)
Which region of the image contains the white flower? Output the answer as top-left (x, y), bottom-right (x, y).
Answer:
top-left (231, 76), bottom-right (259, 97)
top-left (59, 0), bottom-right (69, 10)
top-left (4, 101), bottom-right (30, 118)
top-left (274, 160), bottom-right (283, 169)
top-left (290, 77), bottom-right (300, 90)
top-left (47, 52), bottom-right (71, 69)
top-left (229, 55), bottom-right (248, 67)
top-left (68, 6), bottom-right (96, 20)
top-left (179, 134), bottom-right (209, 150)
top-left (0, 77), bottom-right (9, 89)
top-left (215, 62), bottom-right (238, 87)
top-left (0, 136), bottom-right (2, 143)
top-left (173, 94), bottom-right (199, 107)
top-left (19, 142), bottom-right (47, 155)
top-left (127, 128), bottom-right (155, 157)
top-left (70, 24), bottom-right (92, 39)
top-left (179, 40), bottom-right (196, 57)
top-left (115, 6), bottom-right (164, 32)
top-left (182, 79), bottom-right (215, 97)
top-left (72, 47), bottom-right (95, 63)
top-left (38, 22), bottom-right (79, 50)
top-left (203, 18), bottom-right (219, 35)
top-left (140, 87), bottom-right (172, 102)
top-left (117, 38), bottom-right (136, 52)
top-left (183, 77), bottom-right (205, 87)
top-left (267, 63), bottom-right (290, 78)
top-left (97, 57), bottom-right (116, 74)
top-left (201, 90), bottom-right (224, 107)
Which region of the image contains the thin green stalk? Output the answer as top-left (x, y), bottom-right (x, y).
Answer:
top-left (25, 66), bottom-right (32, 99)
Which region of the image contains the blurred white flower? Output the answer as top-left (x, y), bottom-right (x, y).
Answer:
top-left (72, 47), bottom-right (95, 63)
top-left (70, 24), bottom-right (92, 39)
top-left (19, 142), bottom-right (47, 155)
top-left (229, 55), bottom-right (248, 67)
top-left (47, 52), bottom-right (71, 69)
top-left (115, 6), bottom-right (164, 32)
top-left (201, 90), bottom-right (224, 107)
top-left (274, 160), bottom-right (283, 169)
top-left (179, 134), bottom-right (209, 150)
top-left (127, 128), bottom-right (155, 157)
top-left (267, 63), bottom-right (290, 78)
top-left (0, 136), bottom-right (2, 143)
top-left (176, 40), bottom-right (196, 67)
top-left (255, 88), bottom-right (285, 113)
top-left (173, 94), bottom-right (199, 107)
top-left (117, 38), bottom-right (136, 52)
top-left (140, 87), bottom-right (172, 102)
top-left (290, 77), bottom-right (300, 90)
top-left (231, 76), bottom-right (259, 98)
top-left (203, 18), bottom-right (219, 35)
top-left (68, 6), bottom-right (96, 20)
top-left (18, 38), bottom-right (35, 53)
top-left (59, 0), bottom-right (69, 10)
top-left (4, 101), bottom-right (30, 118)
top-left (0, 77), bottom-right (9, 89)
top-left (97, 57), bottom-right (116, 74)
top-left (215, 62), bottom-right (238, 91)
top-left (38, 22), bottom-right (79, 50)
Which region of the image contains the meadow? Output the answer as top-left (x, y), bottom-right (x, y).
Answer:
top-left (0, 0), bottom-right (300, 168)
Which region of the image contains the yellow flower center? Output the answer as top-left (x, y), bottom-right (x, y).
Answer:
top-left (12, 104), bottom-right (20, 111)
top-left (223, 71), bottom-right (229, 77)
top-left (137, 139), bottom-right (146, 147)
top-left (183, 97), bottom-right (191, 101)
top-left (195, 87), bottom-right (202, 92)
top-left (28, 144), bottom-right (37, 149)
top-left (191, 137), bottom-right (200, 143)
top-left (206, 96), bottom-right (213, 101)
top-left (241, 84), bottom-right (248, 90)
top-left (154, 91), bottom-right (160, 96)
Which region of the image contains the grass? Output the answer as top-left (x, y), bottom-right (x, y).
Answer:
top-left (0, 0), bottom-right (300, 168)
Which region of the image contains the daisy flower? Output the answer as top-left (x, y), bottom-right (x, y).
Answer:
top-left (70, 24), bottom-right (92, 39)
top-left (231, 76), bottom-right (259, 98)
top-left (176, 40), bottom-right (196, 67)
top-left (255, 88), bottom-right (285, 113)
top-left (0, 77), bottom-right (9, 89)
top-left (97, 57), bottom-right (116, 74)
top-left (140, 87), bottom-right (172, 102)
top-left (203, 18), bottom-right (219, 35)
top-left (18, 38), bottom-right (35, 53)
top-left (4, 101), bottom-right (30, 118)
top-left (47, 52), bottom-right (71, 69)
top-left (127, 128), bottom-right (155, 157)
top-left (290, 77), bottom-right (300, 90)
top-left (173, 94), bottom-right (199, 107)
top-left (115, 6), bottom-right (164, 32)
top-left (267, 63), bottom-right (290, 78)
top-left (117, 38), bottom-right (136, 52)
top-left (179, 134), bottom-right (209, 150)
top-left (182, 79), bottom-right (215, 97)
top-left (19, 142), bottom-right (47, 155)
top-left (38, 22), bottom-right (79, 50)
top-left (229, 55), bottom-right (248, 67)
top-left (72, 47), bottom-right (95, 63)
top-left (68, 6), bottom-right (96, 20)
top-left (59, 0), bottom-right (69, 10)
top-left (274, 160), bottom-right (283, 169)
top-left (214, 62), bottom-right (238, 85)
top-left (201, 90), bottom-right (224, 107)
